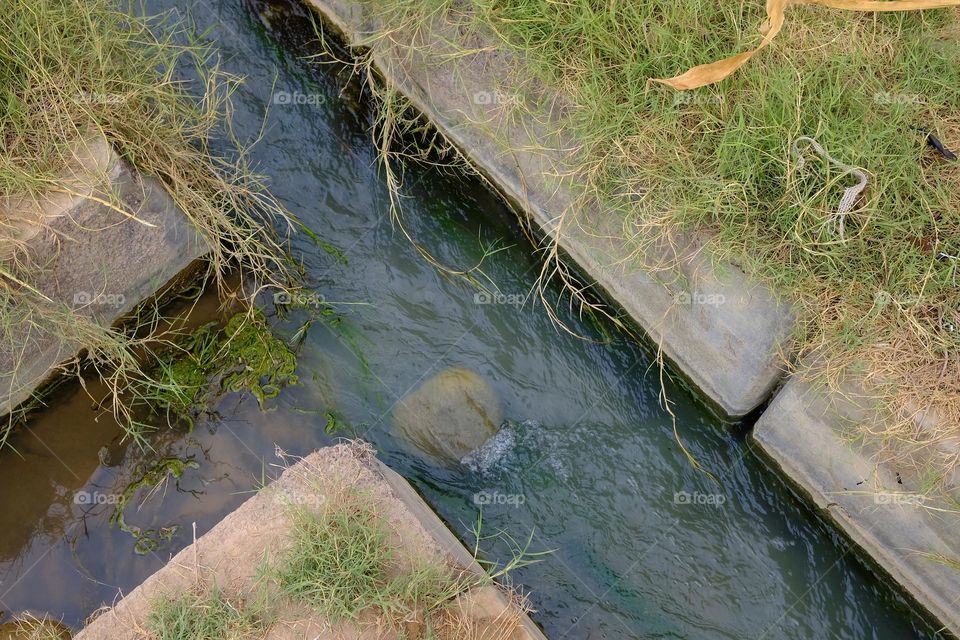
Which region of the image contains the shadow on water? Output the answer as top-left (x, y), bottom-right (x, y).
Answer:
top-left (0, 0), bottom-right (948, 638)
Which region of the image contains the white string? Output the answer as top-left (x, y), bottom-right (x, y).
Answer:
top-left (939, 252), bottom-right (959, 286)
top-left (792, 135), bottom-right (868, 240)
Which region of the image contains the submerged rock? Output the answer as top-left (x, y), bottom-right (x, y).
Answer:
top-left (392, 367), bottom-right (502, 462)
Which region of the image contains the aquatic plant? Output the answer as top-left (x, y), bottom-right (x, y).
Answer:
top-left (324, 411), bottom-right (348, 434)
top-left (109, 456), bottom-right (200, 555)
top-left (141, 309), bottom-right (299, 427)
top-left (220, 311), bottom-right (299, 406)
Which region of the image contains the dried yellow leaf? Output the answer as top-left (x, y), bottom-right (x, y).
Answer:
top-left (649, 0), bottom-right (960, 91)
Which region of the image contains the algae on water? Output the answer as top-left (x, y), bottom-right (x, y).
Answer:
top-left (219, 310), bottom-right (298, 406)
top-left (111, 305), bottom-right (301, 554)
top-left (145, 309), bottom-right (298, 425)
top-left (109, 456), bottom-right (200, 555)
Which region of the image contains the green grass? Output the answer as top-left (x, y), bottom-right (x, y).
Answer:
top-left (265, 478), bottom-right (544, 638)
top-left (141, 468), bottom-right (538, 639)
top-left (355, 1), bottom-right (960, 463)
top-left (146, 587), bottom-right (270, 640)
top-left (268, 486), bottom-right (477, 625)
top-left (0, 0), bottom-right (298, 444)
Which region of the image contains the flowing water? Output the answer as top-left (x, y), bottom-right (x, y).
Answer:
top-left (0, 1), bottom-right (947, 638)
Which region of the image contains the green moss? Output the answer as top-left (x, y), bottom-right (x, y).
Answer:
top-left (219, 311), bottom-right (299, 407)
top-left (109, 456), bottom-right (200, 555)
top-left (146, 309), bottom-right (298, 424)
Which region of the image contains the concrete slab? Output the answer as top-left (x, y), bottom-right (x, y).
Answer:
top-left (74, 443), bottom-right (546, 640)
top-left (755, 379), bottom-right (960, 635)
top-left (0, 136), bottom-right (208, 416)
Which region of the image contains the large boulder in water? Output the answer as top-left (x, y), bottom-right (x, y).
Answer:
top-left (392, 367), bottom-right (502, 462)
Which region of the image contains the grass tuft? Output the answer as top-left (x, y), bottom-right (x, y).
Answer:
top-left (146, 586), bottom-right (270, 640)
top-left (269, 485), bottom-right (477, 625)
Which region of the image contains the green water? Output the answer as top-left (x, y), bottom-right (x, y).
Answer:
top-left (0, 1), bottom-right (946, 638)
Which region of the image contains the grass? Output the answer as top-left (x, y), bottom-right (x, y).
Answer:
top-left (0, 613), bottom-right (71, 639)
top-left (140, 446), bottom-right (540, 640)
top-left (272, 490), bottom-right (396, 621)
top-left (269, 486), bottom-right (478, 626)
top-left (341, 1), bottom-right (960, 480)
top-left (267, 476), bottom-right (539, 637)
top-left (0, 0), bottom-right (299, 444)
top-left (918, 551), bottom-right (960, 572)
top-left (146, 587), bottom-right (271, 640)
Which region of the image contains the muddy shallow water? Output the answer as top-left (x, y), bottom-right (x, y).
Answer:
top-left (0, 1), bottom-right (946, 638)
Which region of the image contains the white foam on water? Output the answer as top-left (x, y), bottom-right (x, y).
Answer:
top-left (461, 420), bottom-right (569, 481)
top-left (461, 423), bottom-right (516, 474)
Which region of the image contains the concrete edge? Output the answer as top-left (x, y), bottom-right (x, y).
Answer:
top-left (0, 136), bottom-right (209, 417)
top-left (378, 463), bottom-right (549, 640)
top-left (754, 379), bottom-right (960, 636)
